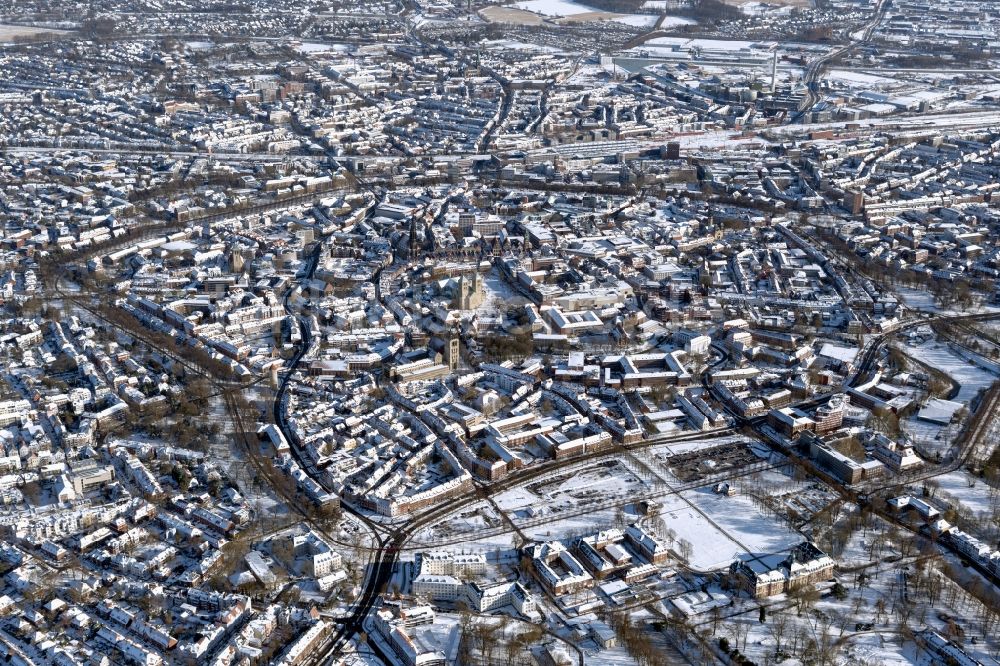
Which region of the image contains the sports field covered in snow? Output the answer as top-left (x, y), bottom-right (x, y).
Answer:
top-left (512, 0), bottom-right (597, 16)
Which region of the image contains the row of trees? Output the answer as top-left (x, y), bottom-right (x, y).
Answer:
top-left (90, 301), bottom-right (240, 381)
top-left (605, 613), bottom-right (676, 666)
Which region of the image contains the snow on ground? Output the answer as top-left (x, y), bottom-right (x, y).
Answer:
top-left (520, 502), bottom-right (626, 542)
top-left (482, 38), bottom-right (568, 54)
top-left (511, 0), bottom-right (596, 16)
top-left (674, 129), bottom-right (753, 148)
top-left (480, 268), bottom-right (526, 315)
top-left (507, 0), bottom-right (671, 27)
top-left (657, 433), bottom-right (747, 456)
top-left (658, 15), bottom-right (697, 27)
top-left (720, 504), bottom-right (1000, 665)
top-left (723, 549), bottom-right (902, 665)
top-left (901, 415), bottom-right (959, 458)
top-left (551, 464), bottom-right (639, 496)
top-left (294, 42), bottom-right (350, 54)
top-left (409, 449), bottom-right (801, 571)
top-left (564, 62), bottom-right (621, 85)
top-left (479, 5), bottom-right (547, 24)
top-left (832, 629), bottom-right (921, 666)
top-left (767, 109), bottom-right (1000, 137)
top-left (900, 338), bottom-right (995, 456)
top-left (738, 0), bottom-right (795, 15)
top-left (680, 487), bottom-right (802, 569)
top-left (893, 285), bottom-right (1000, 315)
top-left (406, 499), bottom-right (519, 552)
top-left (827, 69), bottom-right (900, 85)
top-left (598, 483), bottom-right (805, 571)
top-left (895, 286), bottom-right (940, 311)
top-left (903, 339), bottom-right (995, 403)
top-left (836, 517), bottom-right (898, 567)
top-left (493, 487), bottom-right (538, 512)
top-left (646, 36), bottom-right (761, 51)
top-left (506, 461), bottom-right (652, 522)
top-left (932, 470), bottom-right (999, 520)
top-left (614, 14), bottom-right (660, 27)
top-left (0, 24), bottom-right (69, 41)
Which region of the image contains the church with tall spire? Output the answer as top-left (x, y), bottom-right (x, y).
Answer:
top-left (408, 215), bottom-right (420, 258)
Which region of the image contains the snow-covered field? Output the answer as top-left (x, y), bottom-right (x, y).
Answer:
top-left (893, 285), bottom-right (1000, 315)
top-left (738, 0), bottom-right (795, 15)
top-left (655, 433), bottom-right (748, 456)
top-left (932, 470), bottom-right (999, 521)
top-left (614, 14), bottom-right (660, 27)
top-left (899, 339), bottom-right (996, 456)
top-left (903, 339), bottom-right (995, 403)
top-left (646, 36), bottom-right (762, 52)
top-left (294, 42), bottom-right (350, 54)
top-left (508, 0), bottom-right (677, 28)
top-left (494, 487), bottom-right (537, 512)
top-left (672, 488), bottom-right (802, 570)
top-left (896, 286), bottom-right (941, 311)
top-left (0, 24), bottom-right (69, 42)
top-left (827, 69), bottom-right (900, 86)
top-left (511, 0), bottom-right (596, 16)
top-left (657, 15), bottom-right (697, 27)
top-left (520, 503), bottom-right (627, 543)
top-left (482, 38), bottom-right (567, 54)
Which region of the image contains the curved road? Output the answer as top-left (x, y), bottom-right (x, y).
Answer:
top-left (268, 219), bottom-right (403, 663)
top-left (794, 0), bottom-right (890, 122)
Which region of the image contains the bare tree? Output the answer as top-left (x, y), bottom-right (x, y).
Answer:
top-left (767, 610), bottom-right (790, 656)
top-left (729, 619), bottom-right (750, 653)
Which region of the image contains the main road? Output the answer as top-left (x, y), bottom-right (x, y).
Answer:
top-left (794, 0), bottom-right (890, 122)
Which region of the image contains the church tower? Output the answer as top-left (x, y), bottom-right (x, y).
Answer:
top-left (408, 215), bottom-right (420, 257)
top-left (444, 335), bottom-right (460, 371)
